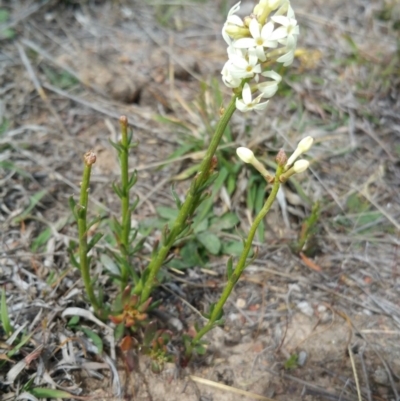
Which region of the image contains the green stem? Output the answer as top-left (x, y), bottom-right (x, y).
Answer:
top-left (78, 160), bottom-right (100, 312)
top-left (137, 96), bottom-right (237, 301)
top-left (187, 165), bottom-right (284, 354)
top-left (119, 118), bottom-right (139, 288)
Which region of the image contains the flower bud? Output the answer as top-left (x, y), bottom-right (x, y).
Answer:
top-left (244, 16), bottom-right (252, 27)
top-left (275, 149), bottom-right (287, 166)
top-left (297, 136), bottom-right (314, 153)
top-left (119, 115), bottom-right (128, 127)
top-left (224, 25), bottom-right (250, 39)
top-left (286, 136), bottom-right (314, 168)
top-left (267, 0), bottom-right (285, 9)
top-left (237, 147), bottom-right (274, 182)
top-left (293, 159), bottom-right (309, 173)
top-left (84, 150), bottom-right (96, 166)
top-left (236, 147), bottom-right (255, 163)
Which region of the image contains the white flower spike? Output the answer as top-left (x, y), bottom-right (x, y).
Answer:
top-left (221, 0), bottom-right (299, 111)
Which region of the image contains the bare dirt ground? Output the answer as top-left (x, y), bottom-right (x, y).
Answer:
top-left (1, 0), bottom-right (400, 400)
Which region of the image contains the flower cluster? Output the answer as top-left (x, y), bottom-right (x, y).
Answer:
top-left (221, 0), bottom-right (299, 112)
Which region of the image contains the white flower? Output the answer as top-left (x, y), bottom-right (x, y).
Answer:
top-left (229, 50), bottom-right (261, 79)
top-left (293, 159), bottom-right (310, 173)
top-left (286, 136), bottom-right (314, 167)
top-left (227, 43), bottom-right (245, 58)
top-left (234, 19), bottom-right (279, 61)
top-left (222, 2), bottom-right (244, 45)
top-left (236, 147), bottom-right (255, 163)
top-left (257, 70), bottom-right (282, 98)
top-left (276, 43), bottom-right (296, 66)
top-left (236, 83), bottom-right (269, 112)
top-left (287, 4), bottom-right (295, 18)
top-left (221, 60), bottom-right (242, 88)
top-left (271, 14), bottom-right (299, 48)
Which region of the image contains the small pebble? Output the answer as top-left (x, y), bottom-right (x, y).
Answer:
top-left (236, 298), bottom-right (246, 308)
top-left (297, 301), bottom-right (314, 317)
top-left (298, 350), bottom-right (307, 366)
top-left (373, 367), bottom-right (389, 385)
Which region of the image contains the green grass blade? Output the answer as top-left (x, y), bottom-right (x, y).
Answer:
top-left (1, 287), bottom-right (13, 335)
top-left (29, 388), bottom-right (76, 398)
top-left (12, 189), bottom-right (48, 223)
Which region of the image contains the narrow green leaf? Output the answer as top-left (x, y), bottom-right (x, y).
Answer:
top-left (87, 232), bottom-right (103, 252)
top-left (130, 237), bottom-right (146, 255)
top-left (114, 323), bottom-right (125, 341)
top-left (161, 223), bottom-right (170, 245)
top-left (128, 170), bottom-right (138, 189)
top-left (30, 388), bottom-right (75, 398)
top-left (77, 326), bottom-right (103, 354)
top-left (255, 183), bottom-right (265, 242)
top-left (129, 195), bottom-right (140, 213)
top-left (112, 216), bottom-right (122, 235)
top-left (87, 215), bottom-right (102, 229)
top-left (173, 163), bottom-right (200, 181)
top-left (205, 302), bottom-right (216, 319)
top-left (13, 189), bottom-right (48, 223)
top-left (68, 249), bottom-right (80, 269)
top-left (112, 182), bottom-right (123, 198)
top-left (31, 227), bottom-right (52, 252)
top-left (109, 139), bottom-right (123, 153)
top-left (246, 176), bottom-right (257, 211)
top-left (226, 173), bottom-right (237, 195)
top-left (100, 254), bottom-right (121, 275)
top-left (226, 256), bottom-right (233, 280)
top-left (170, 184), bottom-right (182, 210)
top-left (68, 316), bottom-right (80, 326)
top-left (1, 288), bottom-right (13, 335)
top-left (196, 171), bottom-right (220, 193)
top-left (69, 196), bottom-right (78, 220)
top-left (128, 141), bottom-right (139, 149)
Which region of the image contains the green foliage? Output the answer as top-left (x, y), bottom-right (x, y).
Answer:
top-left (284, 353), bottom-right (299, 370)
top-left (0, 118), bottom-right (9, 135)
top-left (334, 193), bottom-right (388, 234)
top-left (12, 189), bottom-right (48, 224)
top-left (293, 201), bottom-right (320, 255)
top-left (41, 66), bottom-right (79, 89)
top-left (1, 287), bottom-right (13, 336)
top-left (28, 388), bottom-right (76, 399)
top-left (0, 8), bottom-right (15, 40)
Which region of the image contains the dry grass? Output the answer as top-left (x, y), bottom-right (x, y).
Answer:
top-left (1, 0), bottom-right (400, 400)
